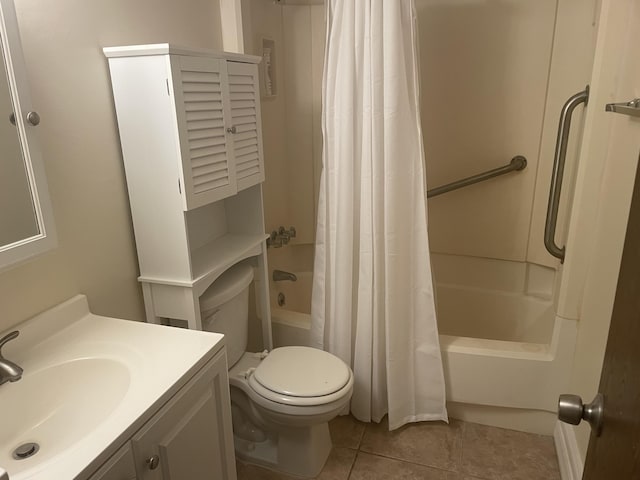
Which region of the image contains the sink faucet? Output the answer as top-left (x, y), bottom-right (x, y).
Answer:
top-left (273, 270), bottom-right (297, 282)
top-left (0, 331), bottom-right (23, 386)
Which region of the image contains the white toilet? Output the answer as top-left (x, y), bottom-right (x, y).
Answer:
top-left (200, 262), bottom-right (353, 478)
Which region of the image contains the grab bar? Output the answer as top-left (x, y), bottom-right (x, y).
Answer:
top-left (544, 86), bottom-right (589, 262)
top-left (427, 156), bottom-right (527, 199)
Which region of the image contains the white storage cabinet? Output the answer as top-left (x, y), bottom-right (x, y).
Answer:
top-left (104, 44), bottom-right (272, 343)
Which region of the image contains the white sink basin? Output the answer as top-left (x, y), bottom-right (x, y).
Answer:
top-left (0, 358), bottom-right (130, 478)
top-left (0, 295), bottom-right (224, 479)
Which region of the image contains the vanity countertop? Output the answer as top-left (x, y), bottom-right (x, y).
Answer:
top-left (0, 295), bottom-right (225, 479)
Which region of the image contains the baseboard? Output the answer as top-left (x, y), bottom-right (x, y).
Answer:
top-left (554, 421), bottom-right (584, 480)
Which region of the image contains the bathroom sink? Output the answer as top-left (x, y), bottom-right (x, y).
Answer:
top-left (0, 295), bottom-right (224, 479)
top-left (0, 358), bottom-right (130, 478)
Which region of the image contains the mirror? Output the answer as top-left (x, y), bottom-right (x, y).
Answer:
top-left (0, 40), bottom-right (39, 246)
top-left (0, 0), bottom-right (56, 269)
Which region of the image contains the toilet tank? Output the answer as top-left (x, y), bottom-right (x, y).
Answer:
top-left (200, 262), bottom-right (254, 367)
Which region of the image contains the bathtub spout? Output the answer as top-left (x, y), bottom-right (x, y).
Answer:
top-left (273, 270), bottom-right (297, 282)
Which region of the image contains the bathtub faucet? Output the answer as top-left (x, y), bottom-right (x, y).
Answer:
top-left (267, 226), bottom-right (296, 248)
top-left (273, 270), bottom-right (297, 282)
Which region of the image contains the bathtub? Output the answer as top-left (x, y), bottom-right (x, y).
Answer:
top-left (269, 257), bottom-right (577, 434)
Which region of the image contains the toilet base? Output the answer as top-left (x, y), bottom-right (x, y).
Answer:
top-left (234, 422), bottom-right (332, 478)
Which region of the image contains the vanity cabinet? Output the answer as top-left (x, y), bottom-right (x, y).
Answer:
top-left (87, 349), bottom-right (236, 480)
top-left (88, 445), bottom-right (136, 480)
top-left (104, 44), bottom-right (272, 343)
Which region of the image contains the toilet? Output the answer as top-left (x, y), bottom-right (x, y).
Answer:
top-left (200, 262), bottom-right (353, 478)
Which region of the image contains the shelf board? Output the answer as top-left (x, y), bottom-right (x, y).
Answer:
top-left (138, 232), bottom-right (268, 292)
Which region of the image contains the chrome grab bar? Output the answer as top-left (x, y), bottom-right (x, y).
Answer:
top-left (427, 156), bottom-right (527, 199)
top-left (544, 86), bottom-right (589, 262)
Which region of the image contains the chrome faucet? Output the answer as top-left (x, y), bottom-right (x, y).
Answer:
top-left (0, 331), bottom-right (23, 386)
top-left (267, 226), bottom-right (297, 248)
top-left (273, 270), bottom-right (297, 282)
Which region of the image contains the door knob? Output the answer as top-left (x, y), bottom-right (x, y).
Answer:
top-left (558, 393), bottom-right (604, 436)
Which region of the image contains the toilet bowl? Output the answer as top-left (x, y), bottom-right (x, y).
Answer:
top-left (200, 263), bottom-right (353, 478)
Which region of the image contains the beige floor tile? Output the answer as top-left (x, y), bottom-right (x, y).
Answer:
top-left (236, 447), bottom-right (356, 480)
top-left (461, 422), bottom-right (561, 480)
top-left (360, 417), bottom-right (464, 471)
top-left (350, 452), bottom-right (462, 479)
top-left (329, 415), bottom-right (366, 449)
top-left (236, 460), bottom-right (298, 480)
top-left (316, 447), bottom-right (357, 480)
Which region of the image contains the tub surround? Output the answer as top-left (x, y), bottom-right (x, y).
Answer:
top-left (0, 295), bottom-right (234, 479)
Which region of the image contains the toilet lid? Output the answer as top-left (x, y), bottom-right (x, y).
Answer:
top-left (252, 346), bottom-right (351, 398)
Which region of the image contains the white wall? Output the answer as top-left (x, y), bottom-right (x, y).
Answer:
top-left (418, 0), bottom-right (597, 268)
top-left (243, 0), bottom-right (324, 247)
top-left (242, 0), bottom-right (289, 239)
top-left (0, 0), bottom-right (223, 333)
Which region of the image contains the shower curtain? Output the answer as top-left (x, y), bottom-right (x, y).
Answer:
top-left (310, 0), bottom-right (447, 430)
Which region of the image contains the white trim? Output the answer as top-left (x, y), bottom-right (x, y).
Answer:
top-left (103, 43), bottom-right (260, 64)
top-left (0, 0), bottom-right (57, 271)
top-left (554, 421), bottom-right (584, 480)
top-left (220, 0), bottom-right (245, 54)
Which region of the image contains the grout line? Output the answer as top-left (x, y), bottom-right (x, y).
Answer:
top-left (459, 419), bottom-right (467, 473)
top-left (346, 450), bottom-right (359, 480)
top-left (356, 423), bottom-right (366, 450)
top-left (355, 450), bottom-right (461, 477)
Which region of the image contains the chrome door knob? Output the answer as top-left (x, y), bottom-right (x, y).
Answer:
top-left (558, 393), bottom-right (604, 436)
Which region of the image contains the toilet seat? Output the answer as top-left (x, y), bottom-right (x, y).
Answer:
top-left (248, 346), bottom-right (353, 407)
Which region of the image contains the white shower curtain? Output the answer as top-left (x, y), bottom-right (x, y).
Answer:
top-left (310, 0), bottom-right (447, 430)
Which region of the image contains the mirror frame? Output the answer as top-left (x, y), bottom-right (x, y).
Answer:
top-left (0, 0), bottom-right (56, 270)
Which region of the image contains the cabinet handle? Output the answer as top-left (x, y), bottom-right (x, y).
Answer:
top-left (26, 111), bottom-right (40, 126)
top-left (226, 125), bottom-right (237, 134)
top-left (146, 454), bottom-right (160, 470)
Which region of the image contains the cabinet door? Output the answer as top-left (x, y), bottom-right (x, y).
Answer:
top-left (227, 61), bottom-right (265, 191)
top-left (88, 443), bottom-right (137, 480)
top-left (171, 55), bottom-right (237, 210)
top-left (131, 350), bottom-right (236, 480)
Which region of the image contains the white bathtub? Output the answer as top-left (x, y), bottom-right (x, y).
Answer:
top-left (269, 258), bottom-right (576, 434)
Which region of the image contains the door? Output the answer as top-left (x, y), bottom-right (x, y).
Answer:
top-left (582, 159), bottom-right (640, 479)
top-left (170, 55), bottom-right (238, 210)
top-left (88, 444), bottom-right (137, 480)
top-left (227, 61), bottom-right (265, 191)
top-left (132, 350), bottom-right (236, 480)
top-left (580, 1), bottom-right (640, 477)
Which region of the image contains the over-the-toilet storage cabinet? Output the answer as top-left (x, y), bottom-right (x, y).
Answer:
top-left (104, 44), bottom-right (272, 346)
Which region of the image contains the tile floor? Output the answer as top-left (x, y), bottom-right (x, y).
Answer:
top-left (236, 416), bottom-right (561, 480)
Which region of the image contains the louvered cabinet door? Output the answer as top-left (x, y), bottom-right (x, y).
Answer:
top-left (227, 61), bottom-right (265, 191)
top-left (171, 55), bottom-right (237, 210)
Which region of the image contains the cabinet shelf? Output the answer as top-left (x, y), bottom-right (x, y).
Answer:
top-left (138, 232), bottom-right (268, 292)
